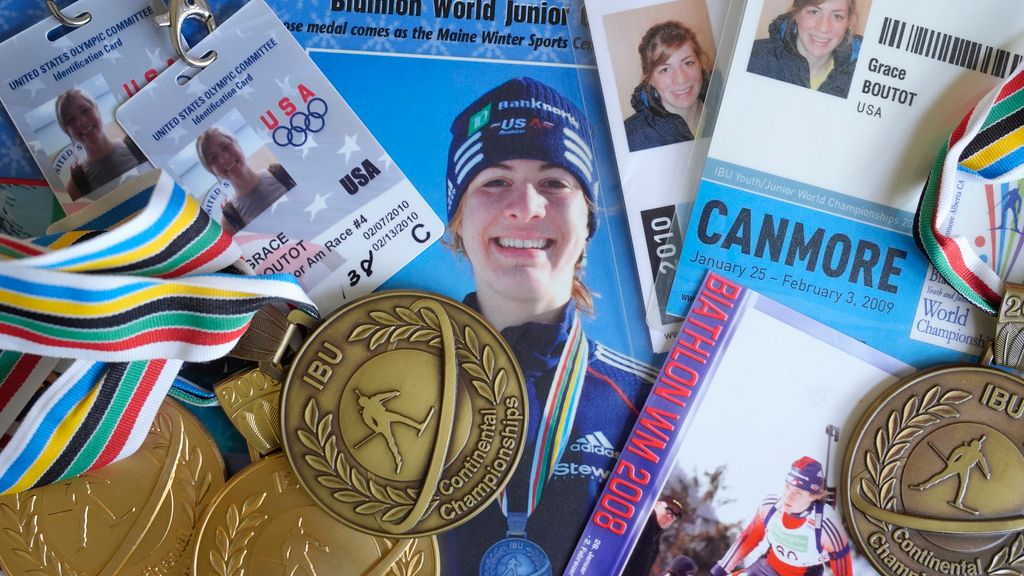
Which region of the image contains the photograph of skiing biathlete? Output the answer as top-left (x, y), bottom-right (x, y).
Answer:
top-left (632, 426), bottom-right (857, 576)
top-left (628, 286), bottom-right (905, 576)
top-left (710, 451), bottom-right (853, 576)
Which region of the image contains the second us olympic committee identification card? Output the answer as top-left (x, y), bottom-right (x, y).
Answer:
top-left (117, 0), bottom-right (443, 311)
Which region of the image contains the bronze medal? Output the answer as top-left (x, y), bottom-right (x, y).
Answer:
top-left (193, 453), bottom-right (439, 575)
top-left (281, 290), bottom-right (527, 537)
top-left (842, 364), bottom-right (1024, 576)
top-left (0, 399), bottom-right (224, 575)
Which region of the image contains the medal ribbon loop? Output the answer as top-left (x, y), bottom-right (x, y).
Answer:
top-left (0, 172), bottom-right (314, 494)
top-left (501, 314), bottom-right (588, 524)
top-left (916, 65), bottom-right (1024, 316)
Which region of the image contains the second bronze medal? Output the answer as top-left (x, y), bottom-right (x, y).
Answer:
top-left (281, 290), bottom-right (527, 537)
top-left (843, 365), bottom-right (1024, 575)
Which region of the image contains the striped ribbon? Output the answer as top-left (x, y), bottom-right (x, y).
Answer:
top-left (0, 171), bottom-right (314, 494)
top-left (916, 65), bottom-right (1024, 314)
top-left (501, 314), bottom-right (588, 518)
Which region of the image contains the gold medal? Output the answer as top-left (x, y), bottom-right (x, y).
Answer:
top-left (842, 364), bottom-right (1024, 576)
top-left (193, 453), bottom-right (439, 575)
top-left (281, 290), bottom-right (527, 537)
top-left (0, 399), bottom-right (224, 575)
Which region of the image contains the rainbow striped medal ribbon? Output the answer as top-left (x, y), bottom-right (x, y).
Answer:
top-left (0, 171), bottom-right (314, 494)
top-left (480, 314), bottom-right (588, 576)
top-left (915, 63), bottom-right (1024, 369)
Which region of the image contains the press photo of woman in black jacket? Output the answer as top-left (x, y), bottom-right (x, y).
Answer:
top-left (624, 21), bottom-right (710, 152)
top-left (747, 0), bottom-right (862, 98)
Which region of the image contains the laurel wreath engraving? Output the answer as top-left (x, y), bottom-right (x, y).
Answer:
top-left (299, 399), bottom-right (430, 522)
top-left (391, 537), bottom-right (427, 576)
top-left (178, 433), bottom-right (213, 541)
top-left (990, 533), bottom-right (1024, 576)
top-left (859, 385), bottom-right (969, 530)
top-left (349, 305), bottom-right (508, 405)
top-left (210, 493), bottom-right (268, 576)
top-left (0, 494), bottom-right (83, 576)
top-left (154, 411), bottom-right (213, 531)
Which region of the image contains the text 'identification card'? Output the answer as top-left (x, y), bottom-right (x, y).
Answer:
top-left (117, 0), bottom-right (443, 312)
top-left (0, 0), bottom-right (172, 210)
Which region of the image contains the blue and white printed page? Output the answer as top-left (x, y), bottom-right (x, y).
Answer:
top-left (0, 0), bottom-right (48, 180)
top-left (666, 0), bottom-right (1024, 367)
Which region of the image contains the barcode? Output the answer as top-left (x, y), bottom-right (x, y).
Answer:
top-left (878, 17), bottom-right (1022, 78)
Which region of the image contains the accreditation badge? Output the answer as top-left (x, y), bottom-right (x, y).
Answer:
top-left (0, 0), bottom-right (171, 211)
top-left (116, 0), bottom-right (444, 313)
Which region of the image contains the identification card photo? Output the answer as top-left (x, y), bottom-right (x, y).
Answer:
top-left (0, 0), bottom-right (173, 210)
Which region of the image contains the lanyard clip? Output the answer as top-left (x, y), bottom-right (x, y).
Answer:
top-left (46, 0), bottom-right (91, 27)
top-left (154, 0), bottom-right (218, 69)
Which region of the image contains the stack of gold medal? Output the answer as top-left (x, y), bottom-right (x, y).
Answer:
top-left (0, 290), bottom-right (526, 574)
top-left (0, 399), bottom-right (225, 575)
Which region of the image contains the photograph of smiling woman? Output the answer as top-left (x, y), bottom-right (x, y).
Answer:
top-left (624, 21), bottom-right (711, 152)
top-left (747, 0), bottom-right (865, 98)
top-left (439, 76), bottom-right (658, 574)
top-left (196, 126), bottom-right (295, 235)
top-left (56, 88), bottom-right (148, 200)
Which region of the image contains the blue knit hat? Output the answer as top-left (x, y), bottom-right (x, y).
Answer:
top-left (786, 456), bottom-right (825, 493)
top-left (446, 77), bottom-right (599, 238)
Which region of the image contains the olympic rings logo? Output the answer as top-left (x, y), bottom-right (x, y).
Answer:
top-left (272, 97), bottom-right (328, 147)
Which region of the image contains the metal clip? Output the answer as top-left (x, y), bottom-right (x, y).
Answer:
top-left (154, 0), bottom-right (218, 69)
top-left (259, 308), bottom-right (320, 382)
top-left (46, 0), bottom-right (91, 27)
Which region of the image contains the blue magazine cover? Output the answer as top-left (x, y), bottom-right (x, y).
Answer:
top-left (255, 0), bottom-right (661, 573)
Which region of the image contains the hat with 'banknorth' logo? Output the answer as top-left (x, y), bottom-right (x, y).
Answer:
top-left (446, 77), bottom-right (599, 238)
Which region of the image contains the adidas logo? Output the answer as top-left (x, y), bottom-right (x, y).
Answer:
top-left (569, 431), bottom-right (619, 458)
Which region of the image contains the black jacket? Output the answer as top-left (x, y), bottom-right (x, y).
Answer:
top-left (624, 85), bottom-right (696, 153)
top-left (747, 15), bottom-right (861, 98)
top-left (437, 296), bottom-right (656, 575)
top-left (622, 516), bottom-right (664, 576)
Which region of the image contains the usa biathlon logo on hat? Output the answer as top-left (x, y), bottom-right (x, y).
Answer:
top-left (445, 77), bottom-right (600, 237)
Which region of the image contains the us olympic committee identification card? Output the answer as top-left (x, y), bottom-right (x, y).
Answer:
top-left (0, 0), bottom-right (170, 210)
top-left (117, 0), bottom-right (443, 311)
top-left (666, 0), bottom-right (1024, 367)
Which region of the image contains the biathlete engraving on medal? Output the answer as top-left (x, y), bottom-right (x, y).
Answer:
top-left (842, 365), bottom-right (1024, 576)
top-left (282, 291), bottom-right (527, 537)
